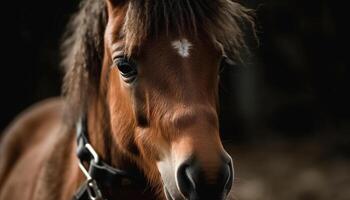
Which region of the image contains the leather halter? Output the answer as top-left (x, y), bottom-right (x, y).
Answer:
top-left (73, 116), bottom-right (143, 200)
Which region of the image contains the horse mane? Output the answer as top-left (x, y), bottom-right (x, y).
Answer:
top-left (61, 0), bottom-right (255, 125)
top-left (61, 0), bottom-right (107, 124)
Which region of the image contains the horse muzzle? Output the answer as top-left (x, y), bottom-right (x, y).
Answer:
top-left (159, 152), bottom-right (234, 200)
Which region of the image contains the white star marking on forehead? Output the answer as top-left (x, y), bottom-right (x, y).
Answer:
top-left (172, 39), bottom-right (192, 58)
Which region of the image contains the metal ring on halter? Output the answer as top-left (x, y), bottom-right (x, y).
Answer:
top-left (78, 162), bottom-right (92, 180)
top-left (78, 143), bottom-right (99, 180)
top-left (78, 161), bottom-right (104, 200)
top-left (78, 159), bottom-right (104, 200)
top-left (85, 143), bottom-right (99, 164)
top-left (77, 143), bottom-right (103, 200)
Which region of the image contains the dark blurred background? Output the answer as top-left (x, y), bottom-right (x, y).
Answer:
top-left (0, 0), bottom-right (349, 199)
top-left (219, 0), bottom-right (350, 144)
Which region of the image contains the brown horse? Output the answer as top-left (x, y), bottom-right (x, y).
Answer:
top-left (0, 0), bottom-right (254, 199)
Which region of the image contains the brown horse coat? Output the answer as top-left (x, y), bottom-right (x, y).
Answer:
top-left (0, 98), bottom-right (77, 199)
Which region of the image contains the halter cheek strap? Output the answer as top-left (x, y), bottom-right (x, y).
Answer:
top-left (73, 117), bottom-right (138, 200)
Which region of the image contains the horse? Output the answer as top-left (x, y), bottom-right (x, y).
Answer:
top-left (0, 0), bottom-right (254, 199)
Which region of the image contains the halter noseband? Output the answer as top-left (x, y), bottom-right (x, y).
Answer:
top-left (73, 116), bottom-right (142, 200)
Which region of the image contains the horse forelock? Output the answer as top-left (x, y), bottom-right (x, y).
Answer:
top-left (123, 0), bottom-right (256, 59)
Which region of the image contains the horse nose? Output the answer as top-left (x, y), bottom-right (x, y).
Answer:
top-left (176, 156), bottom-right (233, 200)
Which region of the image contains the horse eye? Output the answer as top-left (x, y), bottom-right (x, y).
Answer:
top-left (114, 57), bottom-right (137, 83)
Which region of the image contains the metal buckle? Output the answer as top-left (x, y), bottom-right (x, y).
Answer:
top-left (86, 179), bottom-right (104, 200)
top-left (78, 143), bottom-right (103, 200)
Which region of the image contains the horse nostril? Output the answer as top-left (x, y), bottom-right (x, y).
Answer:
top-left (223, 161), bottom-right (233, 196)
top-left (176, 158), bottom-right (233, 199)
top-left (176, 161), bottom-right (196, 199)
